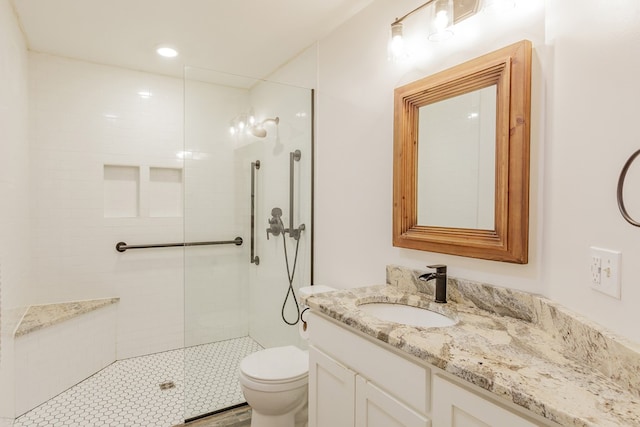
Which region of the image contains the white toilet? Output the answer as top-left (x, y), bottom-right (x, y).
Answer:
top-left (239, 345), bottom-right (309, 427)
top-left (238, 285), bottom-right (334, 427)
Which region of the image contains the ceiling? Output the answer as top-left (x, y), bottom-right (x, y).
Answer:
top-left (11, 0), bottom-right (373, 81)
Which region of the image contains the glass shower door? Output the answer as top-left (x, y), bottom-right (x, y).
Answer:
top-left (182, 66), bottom-right (313, 421)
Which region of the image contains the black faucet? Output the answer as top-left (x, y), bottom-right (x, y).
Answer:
top-left (418, 264), bottom-right (447, 303)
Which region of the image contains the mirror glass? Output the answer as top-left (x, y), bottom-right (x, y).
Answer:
top-left (417, 85), bottom-right (496, 229)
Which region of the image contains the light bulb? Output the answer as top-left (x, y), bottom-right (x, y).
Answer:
top-left (428, 0), bottom-right (454, 42)
top-left (388, 22), bottom-right (407, 63)
top-left (434, 10), bottom-right (450, 32)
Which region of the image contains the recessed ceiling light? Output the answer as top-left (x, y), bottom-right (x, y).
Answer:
top-left (156, 46), bottom-right (178, 58)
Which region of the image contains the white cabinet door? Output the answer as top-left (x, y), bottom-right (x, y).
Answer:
top-left (355, 376), bottom-right (431, 427)
top-left (309, 345), bottom-right (356, 427)
top-left (432, 375), bottom-right (539, 427)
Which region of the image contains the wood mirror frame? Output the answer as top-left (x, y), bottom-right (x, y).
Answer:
top-left (393, 40), bottom-right (532, 263)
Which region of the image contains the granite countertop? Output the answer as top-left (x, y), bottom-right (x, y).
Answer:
top-left (304, 266), bottom-right (640, 427)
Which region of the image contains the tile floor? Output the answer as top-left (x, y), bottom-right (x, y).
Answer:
top-left (13, 337), bottom-right (262, 427)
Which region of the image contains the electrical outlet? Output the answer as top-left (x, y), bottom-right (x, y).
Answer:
top-left (590, 255), bottom-right (601, 285)
top-left (590, 247), bottom-right (622, 299)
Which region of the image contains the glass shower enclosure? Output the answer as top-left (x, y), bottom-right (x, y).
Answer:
top-left (182, 67), bottom-right (313, 421)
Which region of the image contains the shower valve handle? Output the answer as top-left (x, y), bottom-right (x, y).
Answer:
top-left (267, 208), bottom-right (283, 240)
top-left (267, 222), bottom-right (281, 240)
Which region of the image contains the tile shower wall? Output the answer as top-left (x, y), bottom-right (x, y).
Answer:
top-left (0, 0), bottom-right (30, 420)
top-left (28, 53), bottom-right (185, 359)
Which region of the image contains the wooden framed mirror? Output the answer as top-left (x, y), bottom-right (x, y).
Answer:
top-left (393, 40), bottom-right (532, 263)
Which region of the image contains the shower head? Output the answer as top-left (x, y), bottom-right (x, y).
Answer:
top-left (250, 128), bottom-right (267, 138)
top-left (250, 117), bottom-right (280, 138)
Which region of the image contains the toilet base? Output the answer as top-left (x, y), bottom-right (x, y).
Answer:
top-left (250, 411), bottom-right (307, 427)
top-left (250, 399), bottom-right (307, 427)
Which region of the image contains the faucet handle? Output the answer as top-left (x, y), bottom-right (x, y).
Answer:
top-left (427, 264), bottom-right (447, 273)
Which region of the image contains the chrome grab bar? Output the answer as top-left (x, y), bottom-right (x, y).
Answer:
top-left (251, 160), bottom-right (261, 265)
top-left (115, 237), bottom-right (243, 253)
top-left (287, 150), bottom-right (305, 240)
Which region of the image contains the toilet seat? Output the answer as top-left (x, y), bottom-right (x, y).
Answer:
top-left (239, 346), bottom-right (308, 392)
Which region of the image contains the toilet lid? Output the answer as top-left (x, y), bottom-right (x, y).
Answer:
top-left (240, 345), bottom-right (308, 382)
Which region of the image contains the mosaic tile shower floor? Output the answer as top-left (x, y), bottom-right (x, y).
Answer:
top-left (13, 337), bottom-right (262, 427)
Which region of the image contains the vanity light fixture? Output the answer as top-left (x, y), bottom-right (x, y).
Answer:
top-left (388, 0), bottom-right (481, 61)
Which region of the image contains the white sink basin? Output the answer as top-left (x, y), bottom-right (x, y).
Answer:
top-left (358, 303), bottom-right (456, 328)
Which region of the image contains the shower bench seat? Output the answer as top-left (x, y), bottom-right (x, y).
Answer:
top-left (12, 297), bottom-right (119, 417)
top-left (14, 297), bottom-right (119, 337)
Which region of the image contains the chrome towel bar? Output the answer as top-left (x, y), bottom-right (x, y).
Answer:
top-left (115, 237), bottom-right (243, 252)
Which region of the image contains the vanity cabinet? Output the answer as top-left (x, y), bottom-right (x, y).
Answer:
top-left (308, 312), bottom-right (548, 427)
top-left (308, 346), bottom-right (355, 427)
top-left (308, 311), bottom-right (430, 427)
top-left (309, 344), bottom-right (429, 427)
top-left (432, 375), bottom-right (538, 427)
top-left (355, 376), bottom-right (429, 427)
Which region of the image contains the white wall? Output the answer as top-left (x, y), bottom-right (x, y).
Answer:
top-left (28, 53), bottom-right (185, 359)
top-left (544, 0), bottom-right (640, 342)
top-left (0, 0), bottom-right (30, 420)
top-left (314, 0), bottom-right (640, 343)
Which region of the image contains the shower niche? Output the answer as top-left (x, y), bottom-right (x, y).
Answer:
top-left (103, 165), bottom-right (139, 218)
top-left (103, 164), bottom-right (183, 218)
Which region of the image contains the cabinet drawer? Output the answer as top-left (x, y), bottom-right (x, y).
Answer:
top-left (308, 312), bottom-right (430, 415)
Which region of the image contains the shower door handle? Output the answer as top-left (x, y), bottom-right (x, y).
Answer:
top-left (250, 160), bottom-right (260, 265)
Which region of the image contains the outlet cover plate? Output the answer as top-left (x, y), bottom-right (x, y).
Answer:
top-left (590, 247), bottom-right (621, 299)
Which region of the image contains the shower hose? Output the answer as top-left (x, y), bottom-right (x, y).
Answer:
top-left (279, 217), bottom-right (302, 326)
